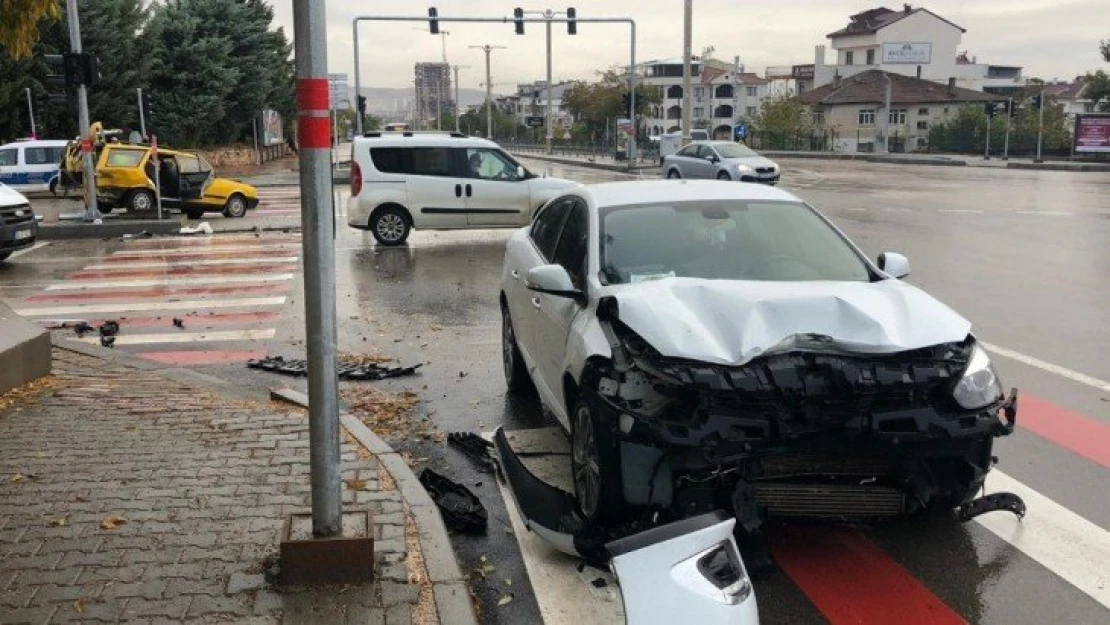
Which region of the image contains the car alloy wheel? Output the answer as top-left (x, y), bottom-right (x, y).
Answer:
top-left (130, 190), bottom-right (154, 212)
top-left (223, 195), bottom-right (247, 218)
top-left (376, 213), bottom-right (406, 243)
top-left (502, 309), bottom-right (516, 383)
top-left (572, 405), bottom-right (602, 519)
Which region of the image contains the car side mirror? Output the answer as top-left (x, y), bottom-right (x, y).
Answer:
top-left (516, 165), bottom-right (526, 179)
top-left (707, 154), bottom-right (719, 163)
top-left (877, 252), bottom-right (910, 279)
top-left (526, 264), bottom-right (585, 304)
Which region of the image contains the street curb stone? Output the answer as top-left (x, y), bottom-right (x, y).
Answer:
top-left (269, 388), bottom-right (477, 625)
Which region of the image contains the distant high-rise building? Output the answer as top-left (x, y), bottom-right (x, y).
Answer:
top-left (414, 62), bottom-right (454, 128)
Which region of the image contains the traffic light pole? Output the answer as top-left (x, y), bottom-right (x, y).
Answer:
top-left (1035, 87), bottom-right (1045, 163)
top-left (1002, 97), bottom-right (1012, 161)
top-left (137, 88), bottom-right (146, 139)
top-left (65, 0), bottom-right (100, 221)
top-left (984, 111), bottom-right (992, 160)
top-left (25, 88), bottom-right (36, 139)
top-left (546, 18), bottom-right (553, 154)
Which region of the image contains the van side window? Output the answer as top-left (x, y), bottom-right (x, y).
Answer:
top-left (24, 147), bottom-right (56, 165)
top-left (409, 148), bottom-right (452, 176)
top-left (371, 148), bottom-right (404, 174)
top-left (0, 149), bottom-right (16, 167)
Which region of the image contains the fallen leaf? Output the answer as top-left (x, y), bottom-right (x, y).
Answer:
top-left (475, 561), bottom-right (495, 578)
top-left (74, 598), bottom-right (85, 613)
top-left (497, 594), bottom-right (513, 606)
top-left (504, 578), bottom-right (512, 586)
top-left (47, 517), bottom-right (67, 527)
top-left (11, 473), bottom-right (26, 482)
top-left (430, 324), bottom-right (443, 331)
top-left (100, 515), bottom-right (128, 530)
top-left (344, 479), bottom-right (367, 491)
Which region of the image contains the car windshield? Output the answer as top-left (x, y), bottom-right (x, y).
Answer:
top-left (713, 143), bottom-right (758, 158)
top-left (600, 200), bottom-right (871, 284)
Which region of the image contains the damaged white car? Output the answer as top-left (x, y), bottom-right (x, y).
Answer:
top-left (499, 180), bottom-right (1018, 538)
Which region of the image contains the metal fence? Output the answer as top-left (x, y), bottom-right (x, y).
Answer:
top-left (502, 140), bottom-right (659, 163)
top-left (745, 130), bottom-right (840, 152)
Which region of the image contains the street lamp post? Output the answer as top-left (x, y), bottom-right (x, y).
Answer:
top-left (452, 65), bottom-right (470, 133)
top-left (881, 72), bottom-right (892, 154)
top-left (470, 44), bottom-right (506, 140)
top-left (25, 88), bottom-right (36, 139)
top-left (1002, 97), bottom-right (1013, 161)
top-left (681, 0), bottom-right (692, 147)
top-left (1035, 86), bottom-right (1046, 163)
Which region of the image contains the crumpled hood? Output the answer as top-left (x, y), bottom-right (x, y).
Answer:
top-left (0, 183), bottom-right (29, 208)
top-left (608, 277), bottom-right (970, 366)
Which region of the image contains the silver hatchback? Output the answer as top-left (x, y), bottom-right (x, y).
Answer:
top-left (662, 141), bottom-right (780, 184)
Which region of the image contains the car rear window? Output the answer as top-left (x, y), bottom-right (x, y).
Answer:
top-left (371, 148), bottom-right (404, 174)
top-left (105, 149), bottom-right (145, 168)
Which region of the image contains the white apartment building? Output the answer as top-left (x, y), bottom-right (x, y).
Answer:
top-left (798, 5), bottom-right (1023, 96)
top-left (506, 81), bottom-right (575, 130)
top-left (638, 56), bottom-right (769, 139)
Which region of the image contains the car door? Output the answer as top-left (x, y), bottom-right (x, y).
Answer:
top-left (668, 145), bottom-right (695, 177)
top-left (504, 197), bottom-right (573, 406)
top-left (404, 146), bottom-right (469, 229)
top-left (689, 144), bottom-right (716, 178)
top-left (463, 147), bottom-right (532, 226)
top-left (532, 199), bottom-right (589, 413)
top-left (176, 155), bottom-right (210, 201)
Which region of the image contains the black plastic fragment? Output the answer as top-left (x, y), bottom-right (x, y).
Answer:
top-left (246, 355), bottom-right (421, 381)
top-left (100, 335), bottom-right (115, 348)
top-left (73, 321), bottom-right (93, 337)
top-left (447, 432), bottom-right (495, 473)
top-left (99, 320), bottom-right (119, 337)
top-left (418, 468), bottom-right (488, 534)
top-left (957, 492), bottom-right (1026, 522)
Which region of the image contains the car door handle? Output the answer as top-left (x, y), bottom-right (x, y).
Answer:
top-left (455, 184), bottom-right (462, 197)
top-left (465, 184), bottom-right (472, 197)
top-left (511, 269), bottom-right (520, 280)
top-left (531, 297), bottom-right (541, 309)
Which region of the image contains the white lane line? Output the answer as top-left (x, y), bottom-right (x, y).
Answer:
top-left (45, 274), bottom-right (295, 290)
top-left (6, 241), bottom-right (51, 259)
top-left (83, 257), bottom-right (298, 270)
top-left (980, 342), bottom-right (1110, 393)
top-left (14, 296), bottom-right (286, 316)
top-left (882, 207), bottom-right (913, 213)
top-left (1016, 210), bottom-right (1073, 216)
top-left (937, 209), bottom-right (984, 214)
top-left (978, 470), bottom-right (1110, 609)
top-left (72, 328), bottom-right (276, 345)
top-left (844, 207), bottom-right (868, 212)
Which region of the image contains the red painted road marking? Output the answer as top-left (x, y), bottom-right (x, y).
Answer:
top-left (767, 525), bottom-right (966, 625)
top-left (119, 237), bottom-right (299, 249)
top-left (27, 283), bottom-right (288, 303)
top-left (68, 264), bottom-right (298, 279)
top-left (137, 349), bottom-right (267, 366)
top-left (105, 248), bottom-right (298, 262)
top-left (83, 312), bottom-right (279, 328)
top-left (1019, 394), bottom-right (1110, 469)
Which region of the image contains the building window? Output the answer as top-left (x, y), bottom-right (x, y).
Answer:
top-left (693, 107), bottom-right (704, 119)
top-left (916, 121), bottom-right (929, 130)
top-left (746, 86), bottom-right (758, 97)
top-left (846, 51), bottom-right (854, 66)
top-left (812, 111), bottom-right (826, 125)
top-left (858, 109), bottom-right (875, 126)
top-left (889, 109), bottom-right (907, 125)
top-left (746, 106), bottom-right (757, 117)
top-left (918, 107), bottom-right (929, 115)
top-left (866, 49), bottom-right (875, 65)
top-left (715, 85), bottom-right (733, 98)
top-left (695, 87), bottom-right (705, 99)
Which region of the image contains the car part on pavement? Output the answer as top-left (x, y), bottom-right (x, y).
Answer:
top-left (72, 321), bottom-right (93, 337)
top-left (98, 320), bottom-right (119, 337)
top-left (246, 355), bottom-right (421, 381)
top-left (447, 432), bottom-right (496, 473)
top-left (172, 317), bottom-right (185, 329)
top-left (100, 335), bottom-right (115, 348)
top-left (956, 491), bottom-right (1027, 522)
top-left (418, 468), bottom-right (488, 534)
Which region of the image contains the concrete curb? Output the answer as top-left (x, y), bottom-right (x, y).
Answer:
top-left (511, 152), bottom-right (654, 173)
top-left (270, 388), bottom-right (478, 625)
top-left (1006, 161), bottom-right (1110, 172)
top-left (0, 302), bottom-right (51, 394)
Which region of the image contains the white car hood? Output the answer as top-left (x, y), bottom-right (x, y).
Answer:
top-left (0, 183), bottom-right (29, 208)
top-left (608, 277), bottom-right (970, 366)
top-left (529, 176), bottom-right (580, 192)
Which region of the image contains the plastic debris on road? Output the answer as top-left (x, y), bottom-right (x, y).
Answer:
top-left (246, 355), bottom-right (421, 380)
top-left (418, 468), bottom-right (488, 534)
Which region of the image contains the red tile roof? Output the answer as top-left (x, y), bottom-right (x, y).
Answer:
top-left (798, 70), bottom-right (995, 105)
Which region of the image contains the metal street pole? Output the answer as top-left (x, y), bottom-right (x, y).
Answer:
top-left (293, 0), bottom-right (342, 538)
top-left (470, 45), bottom-right (505, 139)
top-left (25, 88), bottom-right (36, 138)
top-left (1035, 86), bottom-right (1045, 163)
top-left (882, 72), bottom-right (892, 154)
top-left (353, 20), bottom-right (363, 135)
top-left (984, 110), bottom-right (992, 160)
top-left (65, 0), bottom-right (99, 221)
top-left (1002, 97), bottom-right (1012, 160)
top-left (681, 0), bottom-right (692, 146)
top-left (628, 22), bottom-right (637, 165)
top-left (452, 65), bottom-right (469, 134)
top-left (137, 87), bottom-right (146, 139)
top-left (545, 17), bottom-right (553, 154)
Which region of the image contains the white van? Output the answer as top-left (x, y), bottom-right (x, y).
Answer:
top-left (0, 140), bottom-right (69, 194)
top-left (347, 132), bottom-right (579, 245)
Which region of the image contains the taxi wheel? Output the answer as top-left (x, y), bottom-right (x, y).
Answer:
top-left (222, 194), bottom-right (248, 218)
top-left (128, 190), bottom-right (155, 212)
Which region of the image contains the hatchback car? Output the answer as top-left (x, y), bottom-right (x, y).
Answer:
top-left (0, 182), bottom-right (37, 262)
top-left (84, 144), bottom-right (258, 218)
top-left (347, 132), bottom-right (579, 245)
top-left (499, 180), bottom-right (1016, 530)
top-left (663, 141), bottom-right (779, 184)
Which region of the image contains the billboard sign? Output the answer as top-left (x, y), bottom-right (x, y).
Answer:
top-left (261, 109), bottom-right (284, 145)
top-left (525, 116), bottom-right (544, 128)
top-left (881, 42), bottom-right (932, 64)
top-left (791, 64), bottom-right (815, 80)
top-left (1074, 114), bottom-right (1110, 154)
top-left (328, 73), bottom-right (349, 110)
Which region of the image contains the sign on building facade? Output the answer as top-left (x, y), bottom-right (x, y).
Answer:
top-left (881, 42), bottom-right (932, 64)
top-left (1074, 114), bottom-right (1110, 154)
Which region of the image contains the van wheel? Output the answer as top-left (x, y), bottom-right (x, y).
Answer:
top-left (185, 208), bottom-right (205, 219)
top-left (49, 178), bottom-right (59, 197)
top-left (370, 205), bottom-right (411, 246)
top-left (222, 194), bottom-right (248, 218)
top-left (667, 169), bottom-right (681, 179)
top-left (128, 190), bottom-right (155, 212)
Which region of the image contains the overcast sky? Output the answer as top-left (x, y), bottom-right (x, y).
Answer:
top-left (270, 0), bottom-right (1108, 92)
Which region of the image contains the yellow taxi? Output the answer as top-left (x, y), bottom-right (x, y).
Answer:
top-left (92, 143), bottom-right (259, 219)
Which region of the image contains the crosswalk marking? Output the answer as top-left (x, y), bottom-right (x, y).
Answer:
top-left (45, 274), bottom-right (295, 290)
top-left (16, 296), bottom-right (287, 317)
top-left (83, 257), bottom-right (298, 269)
top-left (72, 328), bottom-right (276, 346)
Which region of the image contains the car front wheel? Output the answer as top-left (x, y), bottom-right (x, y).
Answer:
top-left (128, 190), bottom-right (155, 212)
top-left (717, 171), bottom-right (731, 181)
top-left (370, 205), bottom-right (411, 246)
top-left (185, 207), bottom-right (205, 220)
top-left (667, 169), bottom-right (681, 179)
top-left (222, 194), bottom-right (248, 218)
top-left (571, 389), bottom-right (622, 523)
top-left (501, 305), bottom-right (534, 393)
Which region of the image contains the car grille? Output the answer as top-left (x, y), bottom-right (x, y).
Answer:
top-left (0, 203), bottom-right (34, 226)
top-left (755, 167), bottom-right (775, 174)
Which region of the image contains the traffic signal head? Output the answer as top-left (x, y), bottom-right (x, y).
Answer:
top-left (428, 7), bottom-right (439, 35)
top-left (514, 8), bottom-right (524, 35)
top-left (567, 7), bottom-right (577, 35)
top-left (357, 95), bottom-right (367, 114)
top-left (1031, 94), bottom-right (1043, 110)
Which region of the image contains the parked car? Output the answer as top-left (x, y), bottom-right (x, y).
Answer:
top-left (0, 139), bottom-right (68, 194)
top-left (0, 182), bottom-right (38, 262)
top-left (92, 144), bottom-right (258, 218)
top-left (499, 180), bottom-right (1016, 530)
top-left (663, 141), bottom-right (780, 184)
top-left (346, 132), bottom-right (579, 245)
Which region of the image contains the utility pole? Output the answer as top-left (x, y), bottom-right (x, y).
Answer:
top-left (681, 0), bottom-right (692, 146)
top-left (1035, 86), bottom-right (1045, 163)
top-left (452, 65), bottom-right (469, 133)
top-left (25, 88), bottom-right (36, 139)
top-left (65, 0), bottom-right (99, 221)
top-left (470, 44), bottom-right (506, 139)
top-left (984, 106), bottom-right (992, 160)
top-left (1002, 97), bottom-right (1012, 160)
top-left (881, 72), bottom-right (892, 154)
top-left (293, 0), bottom-right (342, 537)
top-left (137, 87), bottom-right (146, 139)
top-left (545, 15), bottom-right (553, 154)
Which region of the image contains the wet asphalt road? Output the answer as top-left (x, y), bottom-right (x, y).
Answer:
top-left (2, 157), bottom-right (1108, 624)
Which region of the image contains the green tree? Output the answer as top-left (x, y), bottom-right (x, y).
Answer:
top-left (0, 0), bottom-right (59, 59)
top-left (1101, 39), bottom-right (1109, 63)
top-left (1086, 70), bottom-right (1110, 112)
top-left (928, 102), bottom-right (1071, 154)
top-left (561, 69), bottom-right (661, 138)
top-left (0, 51), bottom-right (38, 141)
top-left (754, 94), bottom-right (812, 148)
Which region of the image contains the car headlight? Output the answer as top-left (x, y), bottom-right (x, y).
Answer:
top-left (734, 164), bottom-right (753, 173)
top-left (952, 344), bottom-right (1003, 409)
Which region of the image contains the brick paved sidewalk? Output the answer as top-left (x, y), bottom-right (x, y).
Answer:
top-left (0, 347), bottom-right (470, 624)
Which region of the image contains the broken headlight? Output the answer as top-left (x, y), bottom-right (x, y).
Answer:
top-left (952, 344), bottom-right (1003, 409)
